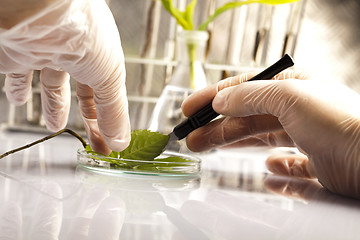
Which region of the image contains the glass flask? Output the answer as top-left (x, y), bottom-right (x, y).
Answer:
top-left (149, 30), bottom-right (209, 152)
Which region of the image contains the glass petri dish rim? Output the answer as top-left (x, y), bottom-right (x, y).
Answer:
top-left (77, 149), bottom-right (201, 176)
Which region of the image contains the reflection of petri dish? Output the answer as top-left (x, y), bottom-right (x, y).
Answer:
top-left (77, 149), bottom-right (201, 176)
top-left (75, 166), bottom-right (201, 191)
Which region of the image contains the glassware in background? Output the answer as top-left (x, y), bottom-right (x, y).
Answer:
top-left (148, 30), bottom-right (209, 152)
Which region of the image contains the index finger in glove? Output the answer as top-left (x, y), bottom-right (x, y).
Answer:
top-left (93, 74), bottom-right (130, 153)
top-left (74, 63), bottom-right (130, 154)
top-left (76, 82), bottom-right (111, 155)
top-left (212, 80), bottom-right (294, 118)
top-left (212, 70), bottom-right (310, 118)
top-left (182, 73), bottom-right (254, 117)
top-left (182, 70), bottom-right (307, 117)
top-left (62, 0), bottom-right (130, 153)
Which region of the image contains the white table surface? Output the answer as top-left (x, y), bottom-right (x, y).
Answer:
top-left (0, 130), bottom-right (359, 240)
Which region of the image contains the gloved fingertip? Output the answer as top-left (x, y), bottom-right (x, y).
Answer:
top-left (5, 73), bottom-right (33, 106)
top-left (102, 131), bottom-right (131, 153)
top-left (40, 68), bottom-right (71, 133)
top-left (82, 118), bottom-right (112, 155)
top-left (45, 120), bottom-right (67, 132)
top-left (5, 90), bottom-right (31, 106)
top-left (89, 139), bottom-right (112, 156)
top-left (42, 102), bottom-right (70, 131)
top-left (97, 112), bottom-right (131, 153)
top-left (89, 136), bottom-right (112, 156)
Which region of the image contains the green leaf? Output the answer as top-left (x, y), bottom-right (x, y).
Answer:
top-left (85, 144), bottom-right (108, 157)
top-left (109, 150), bottom-right (120, 159)
top-left (119, 129), bottom-right (170, 160)
top-left (85, 144), bottom-right (92, 152)
top-left (133, 162), bottom-right (191, 173)
top-left (87, 130), bottom-right (170, 161)
top-left (257, 0), bottom-right (300, 3)
top-left (183, 0), bottom-right (197, 30)
top-left (198, 0), bottom-right (299, 31)
top-left (84, 130), bottom-right (192, 172)
top-left (161, 0), bottom-right (298, 31)
top-left (157, 156), bottom-right (192, 162)
top-left (160, 0), bottom-right (196, 30)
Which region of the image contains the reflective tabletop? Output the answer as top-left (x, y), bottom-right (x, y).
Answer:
top-left (0, 130), bottom-right (359, 240)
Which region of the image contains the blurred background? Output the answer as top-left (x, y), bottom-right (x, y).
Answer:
top-left (0, 0), bottom-right (359, 133)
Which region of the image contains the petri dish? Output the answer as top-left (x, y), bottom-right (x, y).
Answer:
top-left (77, 149), bottom-right (201, 176)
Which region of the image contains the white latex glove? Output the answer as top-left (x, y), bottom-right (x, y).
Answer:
top-left (0, 0), bottom-right (131, 154)
top-left (182, 71), bottom-right (360, 199)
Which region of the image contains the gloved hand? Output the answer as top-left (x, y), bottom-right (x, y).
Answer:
top-left (182, 71), bottom-right (360, 199)
top-left (0, 0), bottom-right (131, 154)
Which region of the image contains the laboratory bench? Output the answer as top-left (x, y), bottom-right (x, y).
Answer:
top-left (0, 129), bottom-right (359, 240)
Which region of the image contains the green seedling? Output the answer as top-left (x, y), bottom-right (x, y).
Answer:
top-left (160, 0), bottom-right (299, 88)
top-left (161, 0), bottom-right (300, 31)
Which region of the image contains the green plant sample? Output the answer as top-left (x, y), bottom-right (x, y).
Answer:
top-left (160, 0), bottom-right (299, 88)
top-left (161, 0), bottom-right (299, 31)
top-left (0, 129), bottom-right (192, 174)
top-left (112, 129), bottom-right (170, 160)
top-left (85, 130), bottom-right (192, 172)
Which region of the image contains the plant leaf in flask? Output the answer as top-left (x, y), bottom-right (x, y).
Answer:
top-left (149, 30), bottom-right (209, 152)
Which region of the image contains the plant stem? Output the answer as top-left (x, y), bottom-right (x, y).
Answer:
top-left (187, 42), bottom-right (197, 89)
top-left (0, 129), bottom-right (87, 160)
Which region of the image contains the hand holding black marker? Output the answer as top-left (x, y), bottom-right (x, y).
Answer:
top-left (173, 53), bottom-right (360, 200)
top-left (167, 54), bottom-right (294, 144)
